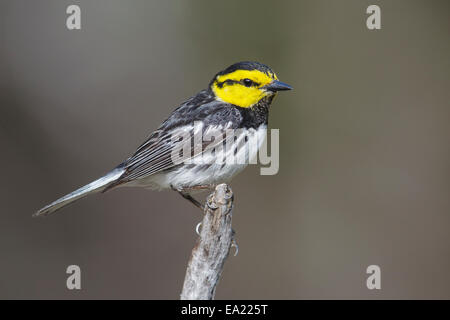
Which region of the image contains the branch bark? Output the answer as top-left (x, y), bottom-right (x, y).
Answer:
top-left (180, 183), bottom-right (235, 300)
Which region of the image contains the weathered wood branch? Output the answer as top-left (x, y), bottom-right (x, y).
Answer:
top-left (180, 183), bottom-right (235, 300)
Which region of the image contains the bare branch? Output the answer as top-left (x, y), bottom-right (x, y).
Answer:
top-left (180, 183), bottom-right (234, 300)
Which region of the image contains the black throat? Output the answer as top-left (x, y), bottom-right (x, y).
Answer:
top-left (236, 95), bottom-right (274, 129)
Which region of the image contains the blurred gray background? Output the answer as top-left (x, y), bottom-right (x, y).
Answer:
top-left (1, 0), bottom-right (449, 299)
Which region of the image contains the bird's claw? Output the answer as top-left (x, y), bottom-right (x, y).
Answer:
top-left (231, 238), bottom-right (239, 256)
top-left (195, 222), bottom-right (202, 235)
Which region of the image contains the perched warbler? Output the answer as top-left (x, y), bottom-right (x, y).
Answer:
top-left (35, 61), bottom-right (292, 216)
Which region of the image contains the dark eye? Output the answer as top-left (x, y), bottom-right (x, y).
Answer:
top-left (243, 78), bottom-right (253, 87)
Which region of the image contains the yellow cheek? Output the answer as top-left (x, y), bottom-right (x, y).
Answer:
top-left (214, 85), bottom-right (267, 108)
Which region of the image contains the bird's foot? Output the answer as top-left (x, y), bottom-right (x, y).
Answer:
top-left (231, 236), bottom-right (239, 256)
top-left (173, 185), bottom-right (216, 211)
top-left (195, 221), bottom-right (202, 235)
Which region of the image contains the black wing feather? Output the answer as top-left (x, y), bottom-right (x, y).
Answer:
top-left (114, 90), bottom-right (243, 184)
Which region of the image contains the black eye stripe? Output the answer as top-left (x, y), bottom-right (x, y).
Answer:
top-left (216, 78), bottom-right (260, 88)
top-left (216, 79), bottom-right (239, 88)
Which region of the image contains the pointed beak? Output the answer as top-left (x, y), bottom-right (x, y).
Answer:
top-left (264, 80), bottom-right (293, 92)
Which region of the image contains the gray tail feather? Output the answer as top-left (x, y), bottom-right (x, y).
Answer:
top-left (34, 168), bottom-right (125, 217)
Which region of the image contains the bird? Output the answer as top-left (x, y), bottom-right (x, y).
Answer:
top-left (34, 61), bottom-right (292, 217)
